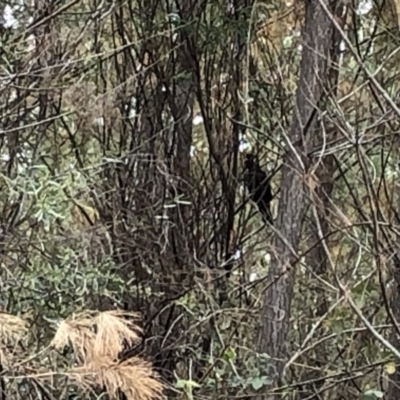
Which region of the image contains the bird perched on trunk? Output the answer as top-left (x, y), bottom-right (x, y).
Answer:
top-left (243, 153), bottom-right (273, 224)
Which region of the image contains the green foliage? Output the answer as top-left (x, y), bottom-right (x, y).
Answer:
top-left (362, 390), bottom-right (384, 399)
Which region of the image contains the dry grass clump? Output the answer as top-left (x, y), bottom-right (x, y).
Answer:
top-left (51, 310), bottom-right (164, 400)
top-left (72, 357), bottom-right (163, 400)
top-left (0, 312), bottom-right (28, 365)
top-left (0, 312), bottom-right (28, 342)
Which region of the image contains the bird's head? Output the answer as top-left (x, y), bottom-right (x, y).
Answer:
top-left (244, 153), bottom-right (259, 171)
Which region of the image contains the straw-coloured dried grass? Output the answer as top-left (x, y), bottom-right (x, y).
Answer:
top-left (92, 310), bottom-right (141, 359)
top-left (51, 310), bottom-right (164, 400)
top-left (51, 318), bottom-right (96, 363)
top-left (0, 312), bottom-right (28, 342)
top-left (71, 356), bottom-right (164, 400)
top-left (0, 312), bottom-right (28, 365)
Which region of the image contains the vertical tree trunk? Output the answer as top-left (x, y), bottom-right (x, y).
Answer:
top-left (299, 5), bottom-right (344, 397)
top-left (160, 0), bottom-right (198, 291)
top-left (306, 1), bottom-right (344, 313)
top-left (256, 0), bottom-right (335, 396)
top-left (149, 1), bottom-right (197, 386)
top-left (387, 153), bottom-right (400, 398)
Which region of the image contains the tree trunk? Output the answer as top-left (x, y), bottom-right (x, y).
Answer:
top-left (386, 152), bottom-right (400, 398)
top-left (255, 0), bottom-right (336, 397)
top-left (299, 5), bottom-right (344, 397)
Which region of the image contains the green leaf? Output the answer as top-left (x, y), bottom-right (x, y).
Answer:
top-left (175, 379), bottom-right (201, 389)
top-left (223, 346), bottom-right (236, 361)
top-left (331, 319), bottom-right (345, 334)
top-left (362, 390), bottom-right (384, 399)
top-left (249, 376), bottom-right (272, 391)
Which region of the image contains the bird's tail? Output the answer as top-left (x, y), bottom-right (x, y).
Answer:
top-left (259, 203), bottom-right (273, 225)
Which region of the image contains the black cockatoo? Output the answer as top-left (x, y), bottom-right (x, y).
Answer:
top-left (243, 153), bottom-right (273, 224)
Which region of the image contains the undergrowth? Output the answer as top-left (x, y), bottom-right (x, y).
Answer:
top-left (0, 309), bottom-right (165, 400)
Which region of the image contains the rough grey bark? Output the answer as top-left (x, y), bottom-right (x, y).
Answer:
top-left (306, 1), bottom-right (343, 316)
top-left (298, 7), bottom-right (344, 398)
top-left (387, 153), bottom-right (400, 398)
top-left (255, 0), bottom-right (336, 396)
